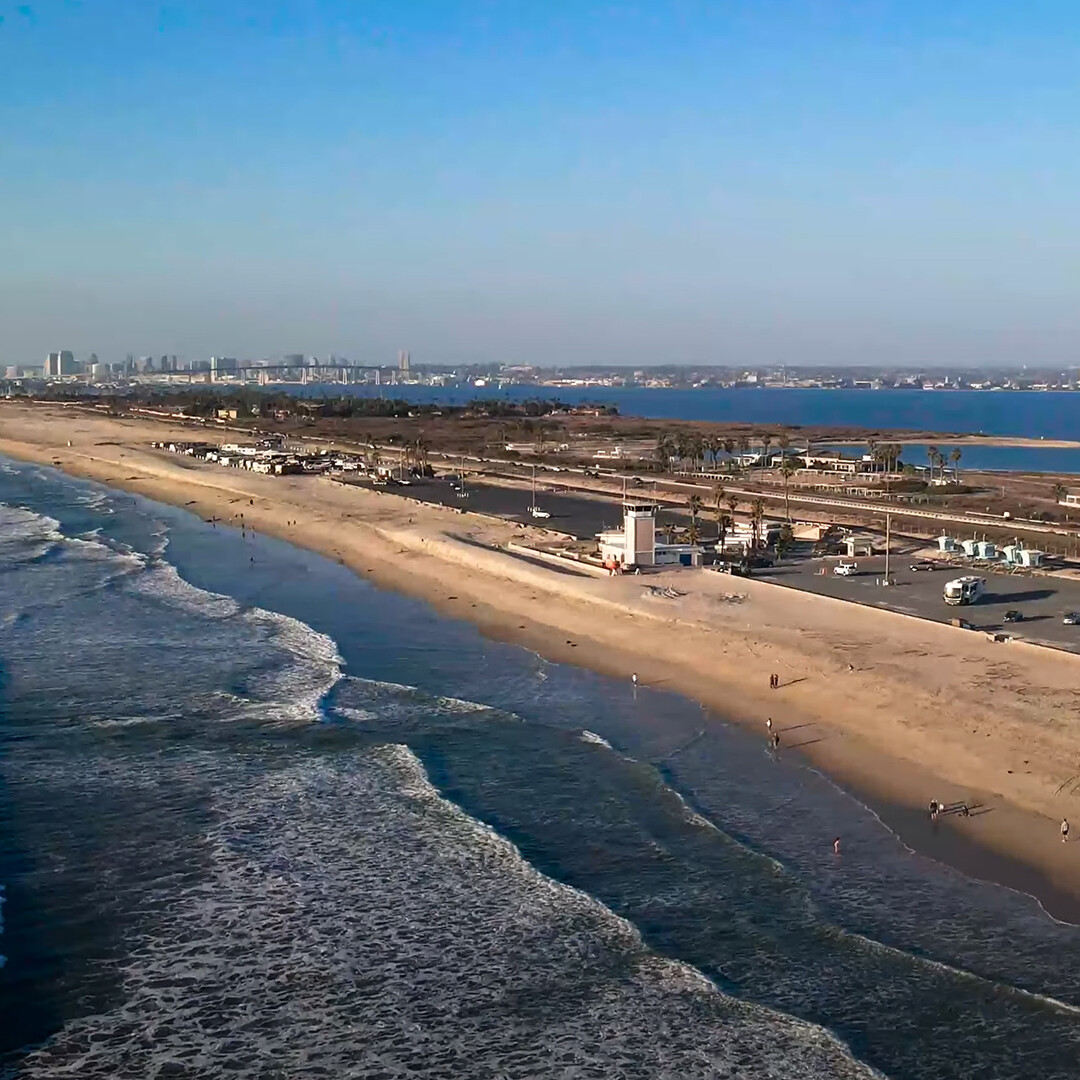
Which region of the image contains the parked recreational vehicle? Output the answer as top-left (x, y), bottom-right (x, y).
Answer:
top-left (943, 576), bottom-right (985, 606)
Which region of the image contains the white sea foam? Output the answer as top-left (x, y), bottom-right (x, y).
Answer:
top-left (238, 606), bottom-right (343, 725)
top-left (0, 503), bottom-right (64, 556)
top-left (129, 560), bottom-right (241, 620)
top-left (580, 729), bottom-right (613, 748)
top-left (14, 741), bottom-right (878, 1079)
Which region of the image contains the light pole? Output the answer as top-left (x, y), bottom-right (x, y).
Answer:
top-left (884, 511), bottom-right (891, 583)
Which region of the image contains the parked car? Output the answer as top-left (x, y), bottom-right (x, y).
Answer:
top-left (1002, 610), bottom-right (1023, 623)
top-left (910, 560), bottom-right (938, 571)
top-left (834, 561), bottom-right (858, 576)
top-left (714, 561), bottom-right (750, 577)
top-left (1063, 612), bottom-right (1080, 626)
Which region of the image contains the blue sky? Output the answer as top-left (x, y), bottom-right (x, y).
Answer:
top-left (2, 1), bottom-right (1079, 366)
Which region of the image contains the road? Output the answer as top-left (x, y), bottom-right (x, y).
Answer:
top-left (757, 554), bottom-right (1080, 653)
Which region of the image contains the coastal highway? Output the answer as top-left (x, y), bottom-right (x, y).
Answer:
top-left (757, 555), bottom-right (1080, 654)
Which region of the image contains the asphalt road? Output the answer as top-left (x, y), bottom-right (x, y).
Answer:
top-left (757, 554), bottom-right (1080, 653)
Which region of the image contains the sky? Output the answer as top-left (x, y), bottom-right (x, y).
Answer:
top-left (2, 0), bottom-right (1079, 368)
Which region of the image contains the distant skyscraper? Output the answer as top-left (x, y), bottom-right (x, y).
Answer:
top-left (59, 350), bottom-right (75, 375)
top-left (210, 356), bottom-right (239, 380)
top-left (398, 350), bottom-right (411, 373)
top-left (44, 352), bottom-right (60, 377)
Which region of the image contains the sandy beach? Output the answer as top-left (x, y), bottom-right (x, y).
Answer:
top-left (5, 399), bottom-right (1080, 919)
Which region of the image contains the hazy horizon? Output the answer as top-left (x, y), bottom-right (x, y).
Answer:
top-left (4, 2), bottom-right (1079, 368)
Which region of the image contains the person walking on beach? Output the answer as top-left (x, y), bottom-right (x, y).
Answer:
top-left (771, 732), bottom-right (780, 751)
top-left (928, 800), bottom-right (939, 821)
top-left (1062, 818), bottom-right (1070, 843)
top-left (632, 673), bottom-right (638, 687)
top-left (833, 837), bottom-right (841, 856)
top-left (766, 717), bottom-right (773, 733)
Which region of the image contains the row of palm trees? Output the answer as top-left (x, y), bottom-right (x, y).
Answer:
top-left (656, 431), bottom-right (795, 473)
top-left (368, 434), bottom-right (432, 474)
top-left (925, 444), bottom-right (962, 481)
top-left (672, 486), bottom-right (768, 553)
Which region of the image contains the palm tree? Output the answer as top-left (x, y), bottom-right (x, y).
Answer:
top-left (777, 522), bottom-right (794, 560)
top-left (750, 497), bottom-right (765, 550)
top-left (735, 434), bottom-right (750, 470)
top-left (776, 431), bottom-right (791, 471)
top-left (712, 485), bottom-right (726, 548)
top-left (673, 432), bottom-right (691, 471)
top-left (934, 449), bottom-right (947, 481)
top-left (707, 436), bottom-right (723, 473)
top-left (716, 511), bottom-right (732, 554)
top-left (926, 445), bottom-right (939, 482)
top-left (413, 434), bottom-right (430, 475)
top-left (689, 434), bottom-right (704, 473)
top-left (780, 458), bottom-right (797, 521)
top-left (688, 494), bottom-right (703, 538)
top-left (949, 447), bottom-right (962, 481)
top-left (655, 433), bottom-right (674, 473)
top-left (759, 432), bottom-right (773, 473)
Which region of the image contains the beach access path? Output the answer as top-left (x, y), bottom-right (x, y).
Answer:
top-left (4, 400), bottom-right (1080, 917)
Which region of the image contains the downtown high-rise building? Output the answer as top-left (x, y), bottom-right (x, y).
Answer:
top-left (44, 350), bottom-right (76, 377)
top-left (210, 356), bottom-right (239, 380)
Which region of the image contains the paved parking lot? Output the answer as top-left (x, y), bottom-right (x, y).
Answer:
top-left (758, 554), bottom-right (1080, 653)
top-left (345, 475), bottom-right (633, 538)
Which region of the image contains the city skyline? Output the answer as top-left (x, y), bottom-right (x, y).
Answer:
top-left (3, 2), bottom-right (1080, 366)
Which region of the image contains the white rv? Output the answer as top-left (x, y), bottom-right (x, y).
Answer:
top-left (943, 576), bottom-right (985, 606)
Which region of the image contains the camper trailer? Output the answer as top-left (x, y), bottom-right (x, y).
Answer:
top-left (943, 576), bottom-right (985, 606)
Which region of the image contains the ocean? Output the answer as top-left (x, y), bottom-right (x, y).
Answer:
top-left (305, 385), bottom-right (1080, 472)
top-left (2, 456), bottom-right (1080, 1078)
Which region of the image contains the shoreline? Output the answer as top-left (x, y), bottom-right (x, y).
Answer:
top-left (4, 401), bottom-right (1080, 923)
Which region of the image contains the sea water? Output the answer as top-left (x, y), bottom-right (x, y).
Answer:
top-left (1, 457), bottom-right (1079, 1079)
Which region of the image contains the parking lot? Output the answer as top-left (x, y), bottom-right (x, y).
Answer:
top-left (758, 554), bottom-right (1080, 654)
top-left (345, 474), bottom-right (635, 539)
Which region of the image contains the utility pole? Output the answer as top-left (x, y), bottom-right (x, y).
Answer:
top-left (884, 511), bottom-right (891, 584)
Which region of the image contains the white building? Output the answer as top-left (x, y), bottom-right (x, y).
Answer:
top-left (843, 534), bottom-right (877, 558)
top-left (598, 502), bottom-right (702, 569)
